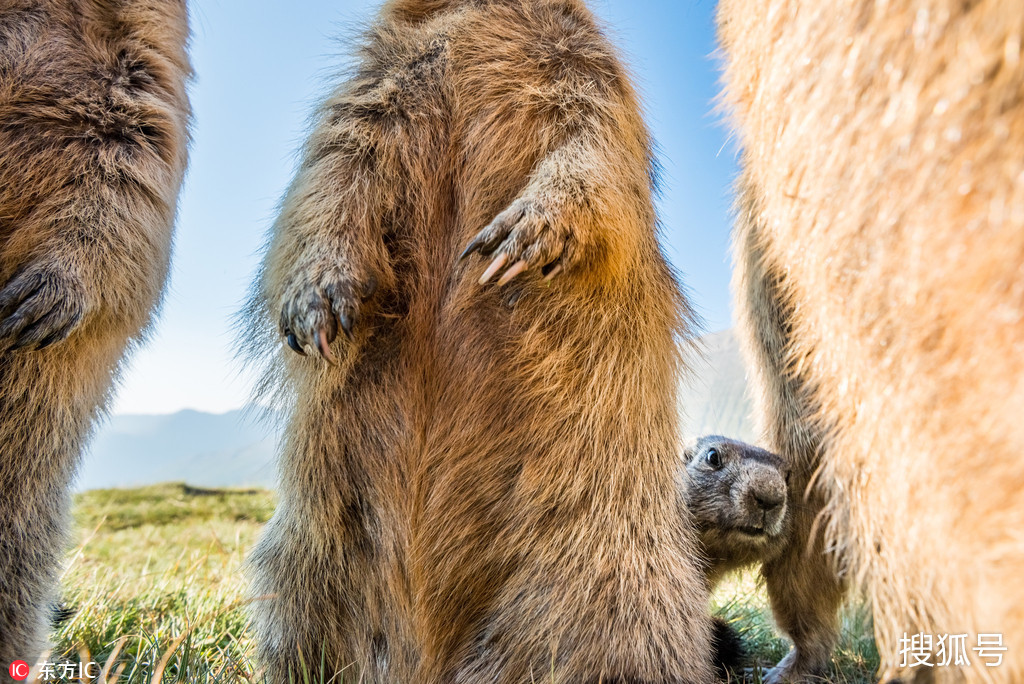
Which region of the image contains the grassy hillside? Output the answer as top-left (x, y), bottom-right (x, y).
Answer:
top-left (45, 484), bottom-right (879, 683)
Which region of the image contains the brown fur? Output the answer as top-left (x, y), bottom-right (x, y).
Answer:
top-left (0, 0), bottom-right (190, 669)
top-left (243, 1), bottom-right (714, 682)
top-left (717, 0), bottom-right (1024, 681)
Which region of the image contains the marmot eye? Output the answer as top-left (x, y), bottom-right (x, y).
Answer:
top-left (705, 447), bottom-right (722, 469)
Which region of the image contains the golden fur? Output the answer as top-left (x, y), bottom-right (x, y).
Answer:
top-left (0, 0), bottom-right (190, 666)
top-left (718, 0), bottom-right (1024, 681)
top-left (243, 0), bottom-right (714, 682)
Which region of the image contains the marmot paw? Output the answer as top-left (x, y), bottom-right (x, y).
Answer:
top-left (0, 261), bottom-right (91, 353)
top-left (762, 647), bottom-right (829, 684)
top-left (278, 268), bottom-right (377, 364)
top-left (460, 197), bottom-right (577, 287)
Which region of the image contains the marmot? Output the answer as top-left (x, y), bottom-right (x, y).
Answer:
top-left (0, 0), bottom-right (190, 669)
top-left (243, 0), bottom-right (714, 682)
top-left (683, 435), bottom-right (789, 589)
top-left (682, 435), bottom-right (790, 675)
top-left (717, 0), bottom-right (1024, 681)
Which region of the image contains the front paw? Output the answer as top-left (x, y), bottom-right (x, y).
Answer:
top-left (460, 197), bottom-right (578, 286)
top-left (762, 648), bottom-right (829, 684)
top-left (0, 262), bottom-right (92, 352)
top-left (278, 267), bottom-right (377, 364)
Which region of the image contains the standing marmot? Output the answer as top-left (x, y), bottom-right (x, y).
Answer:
top-left (682, 435), bottom-right (791, 675)
top-left (243, 0), bottom-right (714, 682)
top-left (0, 0), bottom-right (190, 669)
top-left (718, 0), bottom-right (1024, 680)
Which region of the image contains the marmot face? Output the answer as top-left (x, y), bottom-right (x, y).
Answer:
top-left (683, 435), bottom-right (790, 563)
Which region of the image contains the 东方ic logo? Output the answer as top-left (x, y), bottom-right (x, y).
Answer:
top-left (8, 660), bottom-right (30, 681)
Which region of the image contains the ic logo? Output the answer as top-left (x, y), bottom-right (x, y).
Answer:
top-left (9, 660), bottom-right (30, 680)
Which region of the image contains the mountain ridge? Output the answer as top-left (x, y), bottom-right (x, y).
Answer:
top-left (78, 329), bottom-right (756, 491)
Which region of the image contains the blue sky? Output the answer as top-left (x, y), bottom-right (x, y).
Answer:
top-left (111, 0), bottom-right (738, 415)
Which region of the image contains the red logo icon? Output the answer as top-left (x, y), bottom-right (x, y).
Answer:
top-left (9, 660), bottom-right (30, 680)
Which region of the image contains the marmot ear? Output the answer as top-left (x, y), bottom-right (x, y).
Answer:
top-left (682, 441), bottom-right (697, 463)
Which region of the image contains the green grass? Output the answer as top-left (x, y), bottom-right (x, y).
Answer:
top-left (712, 572), bottom-right (880, 682)
top-left (47, 484), bottom-right (879, 683)
top-left (53, 484), bottom-right (273, 682)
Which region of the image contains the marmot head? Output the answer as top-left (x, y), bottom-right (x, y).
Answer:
top-left (682, 435), bottom-right (790, 568)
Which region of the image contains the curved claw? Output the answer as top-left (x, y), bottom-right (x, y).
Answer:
top-left (461, 233), bottom-right (494, 262)
top-left (280, 270), bottom-right (375, 364)
top-left (286, 332), bottom-right (306, 356)
top-left (338, 310), bottom-right (357, 340)
top-left (479, 253), bottom-right (508, 285)
top-left (461, 197), bottom-right (575, 289)
top-left (315, 328), bottom-right (338, 365)
top-left (459, 241), bottom-right (479, 262)
top-left (496, 260), bottom-right (529, 287)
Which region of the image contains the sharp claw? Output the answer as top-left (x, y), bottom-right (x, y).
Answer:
top-left (459, 240), bottom-right (479, 262)
top-left (286, 332), bottom-right (306, 356)
top-left (361, 275), bottom-right (378, 301)
top-left (316, 329), bottom-right (338, 365)
top-left (496, 260), bottom-right (529, 286)
top-left (543, 263), bottom-right (564, 282)
top-left (339, 310), bottom-right (356, 340)
top-left (479, 253), bottom-right (508, 285)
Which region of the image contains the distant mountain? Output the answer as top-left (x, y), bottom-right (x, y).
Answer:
top-left (680, 329), bottom-right (757, 443)
top-left (77, 330), bottom-right (756, 491)
top-left (76, 409), bottom-right (280, 491)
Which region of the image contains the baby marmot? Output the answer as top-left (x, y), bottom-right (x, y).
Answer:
top-left (682, 435), bottom-right (791, 676)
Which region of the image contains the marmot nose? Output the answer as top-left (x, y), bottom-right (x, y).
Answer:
top-left (753, 490), bottom-right (784, 512)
